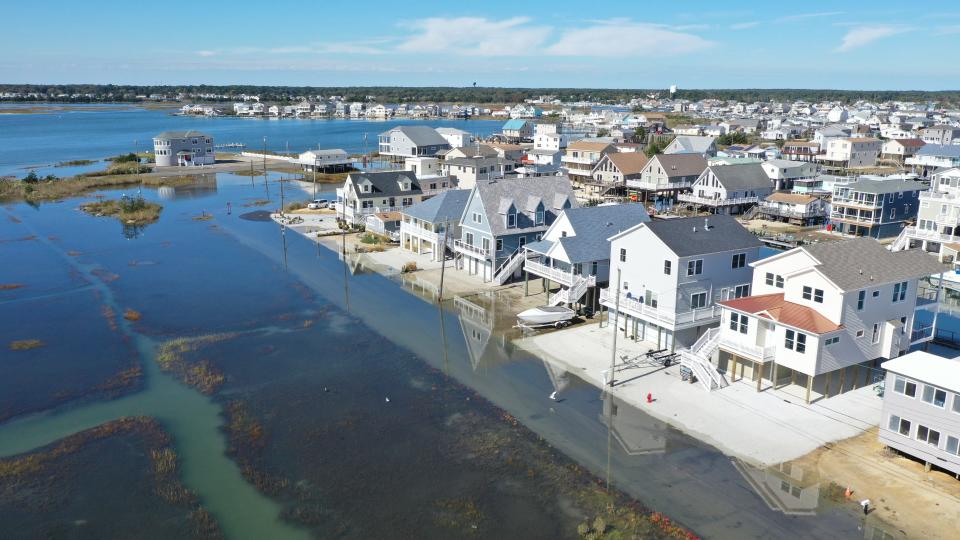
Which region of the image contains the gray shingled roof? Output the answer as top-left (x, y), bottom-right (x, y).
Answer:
top-left (917, 144), bottom-right (960, 158)
top-left (555, 204), bottom-right (650, 263)
top-left (381, 125), bottom-right (449, 146)
top-left (801, 238), bottom-right (949, 290)
top-left (640, 215), bottom-right (762, 257)
top-left (155, 130), bottom-right (210, 139)
top-left (475, 176), bottom-right (577, 237)
top-left (349, 170), bottom-right (421, 199)
top-left (652, 154), bottom-right (708, 179)
top-left (708, 163), bottom-right (774, 191)
top-left (841, 178), bottom-right (925, 195)
top-left (667, 135), bottom-right (716, 154)
top-left (402, 189), bottom-right (470, 223)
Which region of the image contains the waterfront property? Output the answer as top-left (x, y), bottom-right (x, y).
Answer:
top-left (523, 204), bottom-right (650, 308)
top-left (600, 215), bottom-right (763, 351)
top-left (678, 163), bottom-right (774, 215)
top-left (585, 152), bottom-right (648, 202)
top-left (152, 130), bottom-right (214, 167)
top-left (761, 159), bottom-right (819, 192)
top-left (830, 178), bottom-right (924, 238)
top-left (696, 238), bottom-right (947, 401)
top-left (501, 119), bottom-right (534, 142)
top-left (399, 189), bottom-right (471, 262)
top-left (626, 153), bottom-right (707, 203)
top-left (454, 176), bottom-right (576, 284)
top-left (298, 148), bottom-right (350, 172)
top-left (879, 351), bottom-right (960, 476)
top-left (377, 126), bottom-right (451, 160)
top-left (758, 192), bottom-right (827, 226)
top-left (892, 168), bottom-right (960, 262)
top-left (334, 170), bottom-right (424, 224)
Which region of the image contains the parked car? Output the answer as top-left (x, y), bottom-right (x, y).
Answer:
top-left (307, 199), bottom-right (329, 210)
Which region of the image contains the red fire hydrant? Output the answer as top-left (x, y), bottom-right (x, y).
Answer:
top-left (646, 392), bottom-right (653, 404)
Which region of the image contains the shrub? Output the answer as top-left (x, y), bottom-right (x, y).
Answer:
top-left (109, 152), bottom-right (140, 163)
top-left (401, 261), bottom-right (418, 273)
top-left (22, 171), bottom-right (39, 184)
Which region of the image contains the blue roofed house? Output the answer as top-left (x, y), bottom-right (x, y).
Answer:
top-left (524, 204), bottom-right (650, 308)
top-left (502, 119), bottom-right (534, 142)
top-left (454, 176), bottom-right (577, 284)
top-left (399, 189), bottom-right (471, 262)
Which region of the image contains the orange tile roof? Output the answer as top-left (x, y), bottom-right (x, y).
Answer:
top-left (719, 293), bottom-right (841, 335)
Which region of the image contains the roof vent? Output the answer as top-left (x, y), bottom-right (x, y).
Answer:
top-left (704, 218), bottom-right (710, 230)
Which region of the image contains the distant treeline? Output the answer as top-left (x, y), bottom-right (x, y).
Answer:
top-left (1, 84), bottom-right (959, 105)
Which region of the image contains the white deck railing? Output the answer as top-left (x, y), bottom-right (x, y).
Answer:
top-left (678, 194), bottom-right (760, 206)
top-left (599, 288), bottom-right (721, 328)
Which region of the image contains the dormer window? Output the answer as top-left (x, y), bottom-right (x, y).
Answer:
top-left (507, 212), bottom-right (517, 228)
top-left (535, 206), bottom-right (545, 226)
top-left (362, 184), bottom-right (371, 193)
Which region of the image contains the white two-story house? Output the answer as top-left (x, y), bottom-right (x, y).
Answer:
top-left (696, 238), bottom-right (946, 402)
top-left (678, 163), bottom-right (774, 215)
top-left (524, 204), bottom-right (650, 309)
top-left (601, 215), bottom-right (763, 351)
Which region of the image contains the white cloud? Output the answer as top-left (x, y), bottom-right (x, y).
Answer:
top-left (396, 17), bottom-right (550, 56)
top-left (776, 11), bottom-right (844, 22)
top-left (730, 21), bottom-right (759, 30)
top-left (196, 50), bottom-right (217, 57)
top-left (835, 25), bottom-right (911, 52)
top-left (546, 20), bottom-right (713, 57)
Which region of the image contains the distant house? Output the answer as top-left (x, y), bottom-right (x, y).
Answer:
top-left (561, 140), bottom-right (617, 193)
top-left (679, 163), bottom-right (774, 215)
top-left (758, 192), bottom-right (827, 226)
top-left (626, 153), bottom-right (707, 203)
top-left (334, 170), bottom-right (425, 224)
top-left (881, 139), bottom-right (925, 164)
top-left (502, 119), bottom-right (534, 141)
top-left (664, 135), bottom-right (717, 157)
top-left (587, 152), bottom-right (649, 201)
top-left (365, 211), bottom-right (402, 241)
top-left (533, 123), bottom-right (567, 151)
top-left (920, 125), bottom-right (960, 145)
top-left (435, 127), bottom-right (473, 148)
top-left (153, 130), bottom-right (214, 167)
top-left (879, 351), bottom-right (960, 476)
top-left (378, 126), bottom-right (451, 160)
top-left (298, 149), bottom-right (350, 172)
top-left (400, 189), bottom-right (471, 262)
top-left (830, 178), bottom-right (925, 238)
top-left (781, 141), bottom-right (820, 163)
top-left (454, 176), bottom-right (577, 284)
top-left (760, 159), bottom-right (819, 192)
top-left (821, 137), bottom-right (882, 169)
top-left (907, 145), bottom-right (960, 178)
top-left (524, 204), bottom-right (650, 308)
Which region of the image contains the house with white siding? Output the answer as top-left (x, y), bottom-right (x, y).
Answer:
top-left (678, 163), bottom-right (774, 215)
top-left (334, 170), bottom-right (425, 224)
top-left (683, 238), bottom-right (947, 400)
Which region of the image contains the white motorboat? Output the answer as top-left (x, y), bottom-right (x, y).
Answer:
top-left (516, 306), bottom-right (576, 328)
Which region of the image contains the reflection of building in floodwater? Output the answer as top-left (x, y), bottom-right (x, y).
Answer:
top-left (732, 460), bottom-right (820, 516)
top-left (400, 273), bottom-right (441, 302)
top-left (599, 394), bottom-right (667, 456)
top-left (453, 293), bottom-right (519, 371)
top-left (542, 358), bottom-right (570, 394)
top-left (156, 173), bottom-right (218, 200)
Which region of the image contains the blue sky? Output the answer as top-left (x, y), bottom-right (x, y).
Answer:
top-left (3, 1), bottom-right (960, 89)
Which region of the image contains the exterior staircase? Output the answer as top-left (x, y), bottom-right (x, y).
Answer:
top-left (548, 275), bottom-right (596, 306)
top-left (889, 227), bottom-right (912, 252)
top-left (679, 328), bottom-right (728, 391)
top-left (492, 248), bottom-right (526, 285)
top-left (741, 205), bottom-right (761, 220)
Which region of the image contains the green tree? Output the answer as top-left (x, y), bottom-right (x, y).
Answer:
top-left (22, 171), bottom-right (39, 183)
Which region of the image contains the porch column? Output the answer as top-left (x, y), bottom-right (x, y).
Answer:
top-left (806, 374), bottom-right (813, 404)
top-left (771, 360), bottom-right (778, 391)
top-left (756, 362), bottom-right (762, 392)
top-left (839, 368), bottom-right (846, 394)
top-left (730, 356), bottom-right (738, 382)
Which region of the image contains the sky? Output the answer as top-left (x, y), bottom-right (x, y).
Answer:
top-left (3, 1), bottom-right (960, 90)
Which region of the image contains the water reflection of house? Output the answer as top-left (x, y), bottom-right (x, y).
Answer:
top-left (732, 459), bottom-right (820, 516)
top-left (454, 295), bottom-right (497, 371)
top-left (157, 173), bottom-right (218, 200)
top-left (599, 394), bottom-right (667, 456)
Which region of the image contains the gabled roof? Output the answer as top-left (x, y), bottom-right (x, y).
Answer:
top-left (568, 140), bottom-right (616, 152)
top-left (666, 135), bottom-right (716, 154)
top-left (553, 204), bottom-right (650, 263)
top-left (381, 125), bottom-right (449, 146)
top-left (402, 189), bottom-right (470, 222)
top-left (602, 152), bottom-right (649, 175)
top-left (720, 293), bottom-right (841, 335)
top-left (705, 163), bottom-right (774, 191)
top-left (650, 153), bottom-right (708, 178)
top-left (474, 176), bottom-right (577, 237)
top-left (348, 170), bottom-right (421, 198)
top-left (890, 138), bottom-right (925, 148)
top-left (616, 214), bottom-right (761, 257)
top-left (796, 238), bottom-right (949, 291)
top-left (502, 119), bottom-right (530, 130)
top-left (917, 144), bottom-right (960, 158)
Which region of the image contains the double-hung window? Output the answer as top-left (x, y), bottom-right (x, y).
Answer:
top-left (857, 290), bottom-right (866, 310)
top-left (507, 213), bottom-right (517, 228)
top-left (691, 292), bottom-right (707, 309)
top-left (687, 259), bottom-right (703, 276)
top-left (785, 329), bottom-right (806, 353)
top-left (892, 281), bottom-right (908, 303)
top-left (619, 248), bottom-right (626, 262)
top-left (922, 385), bottom-right (947, 408)
top-left (734, 284), bottom-right (750, 298)
top-left (729, 312), bottom-right (748, 334)
top-left (664, 260), bottom-right (671, 275)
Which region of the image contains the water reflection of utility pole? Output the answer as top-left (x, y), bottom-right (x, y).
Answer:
top-left (280, 223), bottom-right (288, 271)
top-left (438, 301), bottom-right (449, 375)
top-left (341, 228), bottom-right (350, 312)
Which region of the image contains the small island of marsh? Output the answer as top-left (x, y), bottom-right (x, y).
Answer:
top-left (81, 195), bottom-right (162, 226)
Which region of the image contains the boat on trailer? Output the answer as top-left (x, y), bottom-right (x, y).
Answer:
top-left (516, 306), bottom-right (576, 328)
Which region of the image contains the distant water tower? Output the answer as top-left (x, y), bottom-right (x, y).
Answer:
top-left (669, 85), bottom-right (678, 96)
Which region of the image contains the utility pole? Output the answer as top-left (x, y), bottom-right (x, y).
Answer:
top-left (608, 268), bottom-right (622, 388)
top-left (262, 136), bottom-right (267, 178)
top-left (438, 219), bottom-right (451, 303)
top-left (313, 157), bottom-right (318, 199)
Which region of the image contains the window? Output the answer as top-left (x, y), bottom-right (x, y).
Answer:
top-left (857, 290), bottom-right (866, 310)
top-left (507, 213), bottom-right (516, 228)
top-left (644, 290), bottom-right (658, 308)
top-left (734, 284), bottom-right (750, 298)
top-left (590, 261), bottom-right (598, 276)
top-left (893, 376), bottom-right (917, 397)
top-left (482, 238), bottom-right (490, 252)
top-left (465, 232), bottom-right (474, 245)
top-left (892, 281), bottom-right (908, 303)
top-left (687, 259), bottom-right (703, 276)
top-left (776, 275), bottom-right (784, 288)
top-left (473, 212), bottom-right (482, 223)
top-left (873, 290), bottom-right (879, 297)
top-left (922, 385), bottom-right (947, 408)
top-left (916, 425), bottom-right (941, 447)
top-left (765, 272), bottom-right (774, 286)
top-left (813, 289), bottom-right (823, 303)
top-left (872, 323), bottom-right (880, 344)
top-left (691, 292), bottom-right (707, 309)
top-left (535, 209), bottom-right (545, 225)
top-left (785, 329), bottom-right (806, 353)
top-left (802, 286), bottom-right (812, 300)
top-left (732, 253), bottom-right (746, 269)
top-left (730, 312), bottom-right (748, 334)
top-left (619, 248), bottom-right (626, 262)
top-left (888, 414), bottom-right (911, 436)
top-left (948, 436), bottom-right (960, 456)
top-left (825, 336), bottom-right (840, 346)
top-left (954, 394), bottom-right (960, 414)
top-left (664, 260), bottom-right (671, 275)
top-left (496, 239), bottom-right (503, 251)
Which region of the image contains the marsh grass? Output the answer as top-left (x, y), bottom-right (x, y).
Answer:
top-left (81, 196), bottom-right (162, 226)
top-left (9, 339), bottom-right (44, 351)
top-left (123, 309), bottom-right (143, 321)
top-left (156, 333), bottom-right (236, 394)
top-left (0, 172), bottom-right (198, 202)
